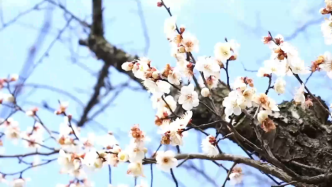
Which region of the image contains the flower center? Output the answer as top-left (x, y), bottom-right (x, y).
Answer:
top-left (186, 94), bottom-right (193, 101)
top-left (185, 41), bottom-right (193, 48)
top-left (163, 158), bottom-right (169, 163)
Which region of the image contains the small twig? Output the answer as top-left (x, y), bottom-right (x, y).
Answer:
top-left (170, 169), bottom-right (179, 187)
top-left (221, 162), bottom-right (237, 187)
top-left (108, 165), bottom-right (112, 184)
top-left (150, 164), bottom-right (153, 187)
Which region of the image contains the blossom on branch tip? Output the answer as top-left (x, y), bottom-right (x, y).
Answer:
top-left (214, 42), bottom-right (232, 62)
top-left (118, 151), bottom-right (129, 162)
top-left (178, 84), bottom-right (199, 111)
top-left (25, 107), bottom-right (38, 117)
top-left (167, 68), bottom-right (181, 85)
top-left (201, 135), bottom-right (218, 156)
top-left (127, 162), bottom-right (145, 177)
top-left (223, 91), bottom-right (245, 117)
top-left (294, 83), bottom-right (306, 108)
top-left (318, 51), bottom-right (332, 78)
top-left (58, 150), bottom-right (79, 173)
top-left (321, 16), bottom-right (332, 45)
top-left (11, 178), bottom-right (31, 187)
top-left (156, 150), bottom-right (178, 171)
top-left (164, 16), bottom-right (177, 38)
top-left (181, 32), bottom-right (199, 53)
top-left (274, 77), bottom-right (286, 94)
top-left (0, 93), bottom-right (14, 103)
top-left (229, 167), bottom-right (243, 186)
top-left (143, 79), bottom-right (171, 95)
top-left (253, 93), bottom-right (279, 112)
top-left (55, 101), bottom-right (69, 115)
top-left (195, 56), bottom-right (220, 77)
top-left (198, 75), bottom-right (218, 89)
top-left (5, 125), bottom-right (21, 144)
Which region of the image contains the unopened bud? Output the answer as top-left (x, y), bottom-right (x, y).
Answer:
top-left (152, 71), bottom-right (159, 79)
top-left (67, 114), bottom-right (72, 121)
top-left (157, 1), bottom-right (163, 7)
top-left (201, 88), bottom-right (210, 97)
top-left (10, 74), bottom-right (19, 82)
top-left (229, 55), bottom-right (237, 61)
top-left (121, 62), bottom-right (134, 71)
top-left (5, 94), bottom-right (15, 103)
top-left (177, 46), bottom-right (186, 53)
top-left (320, 8), bottom-right (330, 15)
top-left (179, 25), bottom-right (185, 34)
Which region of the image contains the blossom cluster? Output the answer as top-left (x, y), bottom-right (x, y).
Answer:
top-left (1, 1), bottom-right (332, 187)
top-left (320, 0), bottom-right (332, 45)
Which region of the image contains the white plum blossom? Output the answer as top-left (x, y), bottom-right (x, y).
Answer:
top-left (195, 56), bottom-right (220, 77)
top-left (83, 149), bottom-right (105, 170)
top-left (81, 133), bottom-right (96, 149)
top-left (178, 84), bottom-right (199, 111)
top-left (11, 178), bottom-right (31, 187)
top-left (0, 93), bottom-right (14, 103)
top-left (181, 32), bottom-right (199, 53)
top-left (5, 125), bottom-right (21, 144)
top-left (118, 151), bottom-right (129, 162)
top-left (57, 150), bottom-right (78, 173)
top-left (127, 162), bottom-right (144, 177)
top-left (121, 62), bottom-right (134, 71)
top-left (257, 67), bottom-right (271, 77)
top-left (222, 91), bottom-right (243, 117)
top-left (319, 51), bottom-right (332, 78)
top-left (257, 110), bottom-right (269, 124)
top-left (229, 167), bottom-right (243, 186)
top-left (201, 135), bottom-right (218, 156)
top-left (21, 133), bottom-right (43, 149)
top-left (167, 68), bottom-right (181, 85)
top-left (274, 77), bottom-right (286, 94)
top-left (198, 75), bottom-right (218, 89)
top-left (132, 58), bottom-right (150, 80)
top-left (156, 150), bottom-right (178, 171)
top-left (154, 95), bottom-right (177, 118)
top-left (228, 39), bottom-right (241, 57)
top-left (294, 83), bottom-right (306, 107)
top-left (214, 42), bottom-right (232, 62)
top-left (143, 79), bottom-right (171, 95)
top-left (321, 16), bottom-right (332, 45)
top-left (159, 121), bottom-right (184, 146)
top-left (164, 16), bottom-right (177, 38)
top-left (127, 145), bottom-right (146, 163)
top-left (175, 111), bottom-right (192, 129)
top-left (253, 93), bottom-right (280, 112)
top-left (59, 117), bottom-right (80, 137)
top-left (289, 58), bottom-right (310, 75)
top-left (96, 133), bottom-right (118, 149)
top-left (262, 59), bottom-right (288, 77)
top-left (233, 77), bottom-right (247, 91)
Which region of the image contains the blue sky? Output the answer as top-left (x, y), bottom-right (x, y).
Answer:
top-left (0, 0), bottom-right (331, 187)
